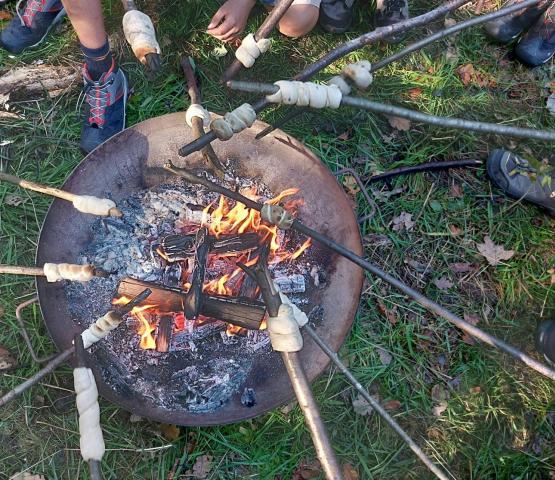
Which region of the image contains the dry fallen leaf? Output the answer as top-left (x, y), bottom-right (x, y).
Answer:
top-left (456, 63), bottom-right (493, 88)
top-left (377, 301), bottom-right (398, 325)
top-left (450, 183), bottom-right (463, 198)
top-left (387, 115), bottom-right (411, 131)
top-left (9, 473), bottom-right (45, 480)
top-left (337, 128), bottom-right (353, 141)
top-left (342, 463), bottom-right (359, 480)
top-left (159, 423), bottom-right (180, 441)
top-left (0, 345), bottom-right (17, 371)
top-left (352, 393), bottom-right (376, 416)
top-left (431, 384), bottom-right (450, 403)
top-left (547, 93), bottom-right (555, 117)
top-left (445, 44), bottom-right (459, 63)
top-left (426, 427), bottom-right (445, 441)
top-left (477, 236), bottom-right (515, 266)
top-left (433, 277), bottom-right (454, 290)
top-left (0, 10), bottom-right (13, 20)
top-left (448, 224), bottom-right (463, 236)
top-left (469, 386), bottom-right (482, 394)
top-left (383, 399), bottom-right (402, 411)
top-left (444, 17), bottom-right (457, 28)
top-left (376, 347), bottom-right (392, 366)
top-left (463, 313), bottom-right (480, 326)
top-left (293, 458), bottom-right (322, 480)
top-left (186, 455), bottom-right (213, 479)
top-left (391, 211), bottom-right (415, 232)
top-left (342, 175), bottom-right (360, 197)
top-left (548, 268), bottom-right (555, 285)
top-left (449, 262), bottom-right (476, 273)
top-left (433, 401), bottom-right (448, 417)
top-left (5, 194), bottom-right (26, 206)
top-left (407, 87), bottom-right (423, 100)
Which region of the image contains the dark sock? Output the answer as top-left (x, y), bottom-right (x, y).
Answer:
top-left (81, 38), bottom-right (114, 81)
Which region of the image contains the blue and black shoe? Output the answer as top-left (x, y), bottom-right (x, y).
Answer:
top-left (0, 0), bottom-right (66, 54)
top-left (515, 1), bottom-right (555, 66)
top-left (80, 59), bottom-right (129, 154)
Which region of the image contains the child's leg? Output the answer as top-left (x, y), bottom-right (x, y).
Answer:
top-left (278, 0), bottom-right (320, 38)
top-left (61, 0), bottom-right (128, 153)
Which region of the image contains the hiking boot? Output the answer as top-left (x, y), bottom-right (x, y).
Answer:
top-left (515, 1), bottom-right (555, 66)
top-left (80, 60), bottom-right (129, 154)
top-left (486, 149), bottom-right (555, 215)
top-left (536, 320), bottom-right (555, 367)
top-left (484, 0), bottom-right (551, 44)
top-left (375, 0), bottom-right (409, 44)
top-left (0, 0), bottom-right (66, 54)
top-left (319, 0), bottom-right (355, 33)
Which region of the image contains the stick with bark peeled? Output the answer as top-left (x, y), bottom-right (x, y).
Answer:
top-left (0, 264), bottom-right (108, 280)
top-left (0, 172), bottom-right (122, 217)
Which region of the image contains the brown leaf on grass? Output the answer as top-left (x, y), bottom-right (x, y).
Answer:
top-left (469, 386), bottom-right (482, 394)
top-left (444, 17), bottom-right (457, 28)
top-left (158, 423), bottom-right (180, 441)
top-left (376, 347), bottom-right (392, 366)
top-left (0, 10), bottom-right (13, 20)
top-left (477, 236), bottom-right (515, 266)
top-left (463, 313), bottom-right (480, 326)
top-left (0, 345), bottom-right (16, 371)
top-left (9, 473), bottom-right (45, 480)
top-left (5, 194), bottom-right (26, 206)
top-left (342, 175), bottom-right (360, 197)
top-left (450, 183), bottom-right (463, 198)
top-left (426, 427), bottom-right (446, 441)
top-left (293, 459), bottom-right (322, 479)
top-left (448, 224), bottom-right (462, 236)
top-left (433, 401), bottom-right (448, 417)
top-left (433, 277), bottom-right (454, 290)
top-left (431, 384), bottom-right (450, 403)
top-left (186, 455), bottom-right (213, 479)
top-left (387, 115), bottom-right (411, 131)
top-left (352, 393), bottom-right (378, 416)
top-left (548, 268), bottom-right (555, 285)
top-left (342, 463), bottom-right (359, 480)
top-left (449, 262), bottom-right (476, 273)
top-left (377, 301), bottom-right (398, 325)
top-left (337, 128), bottom-right (353, 141)
top-left (407, 87), bottom-right (423, 100)
top-left (456, 63), bottom-right (494, 88)
top-left (547, 93), bottom-right (555, 117)
top-left (445, 44), bottom-right (459, 63)
top-left (384, 399), bottom-right (402, 411)
top-left (391, 211), bottom-right (415, 232)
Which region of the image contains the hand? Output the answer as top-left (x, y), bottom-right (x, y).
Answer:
top-left (207, 0), bottom-right (256, 43)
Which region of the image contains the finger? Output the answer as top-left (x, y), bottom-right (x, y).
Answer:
top-left (207, 17), bottom-right (235, 37)
top-left (220, 28), bottom-right (241, 42)
top-left (207, 8), bottom-right (226, 30)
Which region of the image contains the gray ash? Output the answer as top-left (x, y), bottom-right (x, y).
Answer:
top-left (66, 180), bottom-right (326, 414)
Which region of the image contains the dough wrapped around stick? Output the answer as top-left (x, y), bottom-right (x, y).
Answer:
top-left (211, 103), bottom-right (257, 140)
top-left (266, 81), bottom-right (342, 109)
top-left (266, 290), bottom-right (308, 352)
top-left (122, 10), bottom-right (161, 65)
top-left (235, 33), bottom-right (271, 68)
top-left (43, 263), bottom-right (95, 282)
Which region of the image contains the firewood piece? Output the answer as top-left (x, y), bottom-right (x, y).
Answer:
top-left (201, 295), bottom-right (265, 330)
top-left (159, 232), bottom-right (260, 262)
top-left (115, 277), bottom-right (266, 329)
top-left (184, 227), bottom-right (210, 320)
top-left (156, 315), bottom-right (173, 352)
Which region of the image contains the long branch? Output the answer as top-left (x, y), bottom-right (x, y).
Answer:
top-left (221, 0), bottom-right (296, 83)
top-left (227, 81), bottom-right (555, 142)
top-left (178, 0), bottom-right (471, 157)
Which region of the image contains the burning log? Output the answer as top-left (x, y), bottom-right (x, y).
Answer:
top-left (158, 232), bottom-right (259, 262)
top-left (116, 277), bottom-right (266, 330)
top-left (184, 227), bottom-right (210, 320)
top-left (156, 315), bottom-right (173, 353)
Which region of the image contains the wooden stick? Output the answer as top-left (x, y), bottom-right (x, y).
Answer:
top-left (180, 57), bottom-right (225, 176)
top-left (220, 0), bottom-right (296, 83)
top-left (0, 264), bottom-right (108, 278)
top-left (0, 172), bottom-right (123, 217)
top-left (179, 0), bottom-right (472, 157)
top-left (227, 80), bottom-right (555, 142)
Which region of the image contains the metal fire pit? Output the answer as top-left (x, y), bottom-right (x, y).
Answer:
top-left (35, 112), bottom-right (363, 426)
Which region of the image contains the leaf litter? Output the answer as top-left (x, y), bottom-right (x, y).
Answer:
top-left (476, 235), bottom-right (515, 266)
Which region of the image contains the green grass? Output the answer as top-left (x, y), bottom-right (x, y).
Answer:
top-left (1, 0), bottom-right (555, 478)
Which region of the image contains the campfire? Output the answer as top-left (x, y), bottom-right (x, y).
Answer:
top-left (112, 186), bottom-right (313, 351)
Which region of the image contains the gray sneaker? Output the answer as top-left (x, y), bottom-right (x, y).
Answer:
top-left (375, 0), bottom-right (409, 43)
top-left (486, 149), bottom-right (555, 215)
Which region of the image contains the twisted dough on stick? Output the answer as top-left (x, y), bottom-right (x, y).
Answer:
top-left (43, 263), bottom-right (94, 282)
top-left (122, 10), bottom-right (161, 64)
top-left (267, 289), bottom-right (308, 352)
top-left (185, 104), bottom-right (211, 127)
top-left (72, 195), bottom-right (117, 216)
top-left (81, 311), bottom-right (122, 349)
top-left (210, 103), bottom-right (257, 140)
top-left (74, 367), bottom-right (105, 461)
top-left (266, 81), bottom-right (342, 109)
top-left (235, 33), bottom-right (271, 68)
